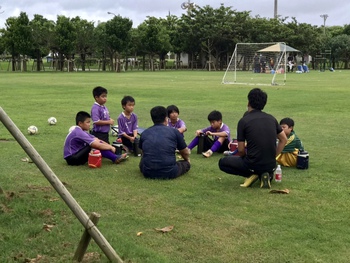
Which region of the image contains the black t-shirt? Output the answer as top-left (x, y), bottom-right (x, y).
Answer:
top-left (237, 110), bottom-right (282, 173)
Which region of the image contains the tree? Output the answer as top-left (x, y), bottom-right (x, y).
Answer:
top-left (184, 4), bottom-right (250, 70)
top-left (71, 17), bottom-right (95, 71)
top-left (2, 12), bottom-right (32, 71)
top-left (105, 15), bottom-right (132, 72)
top-left (94, 22), bottom-right (108, 71)
top-left (52, 15), bottom-right (76, 71)
top-left (328, 34), bottom-right (350, 69)
top-left (138, 16), bottom-right (171, 71)
top-left (29, 15), bottom-right (54, 71)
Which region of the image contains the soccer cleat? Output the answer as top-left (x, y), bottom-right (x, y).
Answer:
top-left (240, 174), bottom-right (259, 187)
top-left (223, 150), bottom-right (232, 156)
top-left (260, 172), bottom-right (271, 189)
top-left (202, 149), bottom-right (213, 158)
top-left (115, 153), bottom-right (129, 164)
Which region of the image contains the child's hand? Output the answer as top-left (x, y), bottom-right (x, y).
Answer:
top-left (109, 119), bottom-right (115, 125)
top-left (205, 131), bottom-right (212, 136)
top-left (195, 130), bottom-right (202, 136)
top-left (130, 137), bottom-right (135, 143)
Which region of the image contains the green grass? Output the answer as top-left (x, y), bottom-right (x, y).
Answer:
top-left (1, 69), bottom-right (350, 262)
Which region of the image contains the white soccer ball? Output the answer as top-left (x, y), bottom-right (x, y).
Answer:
top-left (48, 117), bottom-right (57, 125)
top-left (28, 125), bottom-right (38, 135)
top-left (111, 125), bottom-right (119, 136)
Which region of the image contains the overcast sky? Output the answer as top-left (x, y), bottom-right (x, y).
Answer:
top-left (0, 0), bottom-right (348, 29)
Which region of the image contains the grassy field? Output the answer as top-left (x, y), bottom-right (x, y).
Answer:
top-left (1, 69), bottom-right (350, 263)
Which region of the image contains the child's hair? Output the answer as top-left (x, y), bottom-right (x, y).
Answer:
top-left (92, 86), bottom-right (107, 98)
top-left (76, 111), bottom-right (91, 125)
top-left (207, 110), bottom-right (222, 122)
top-left (121, 95), bottom-right (135, 106)
top-left (167, 105), bottom-right (179, 117)
top-left (280, 117), bottom-right (295, 130)
top-left (248, 88), bottom-right (267, 110)
top-left (150, 106), bottom-right (167, 124)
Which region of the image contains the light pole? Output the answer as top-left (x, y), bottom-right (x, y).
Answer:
top-left (320, 14), bottom-right (328, 35)
top-left (107, 11), bottom-right (116, 17)
top-left (274, 0), bottom-right (278, 19)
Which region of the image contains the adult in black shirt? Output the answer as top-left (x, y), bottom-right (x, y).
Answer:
top-left (218, 88), bottom-right (287, 188)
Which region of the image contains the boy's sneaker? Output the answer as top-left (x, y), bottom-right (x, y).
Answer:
top-left (240, 174), bottom-right (258, 187)
top-left (202, 149), bottom-right (213, 158)
top-left (115, 153), bottom-right (129, 164)
top-left (260, 172), bottom-right (271, 189)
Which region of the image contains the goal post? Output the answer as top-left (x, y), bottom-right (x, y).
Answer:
top-left (222, 42), bottom-right (287, 86)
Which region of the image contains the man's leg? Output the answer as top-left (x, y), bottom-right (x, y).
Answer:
top-left (218, 156), bottom-right (251, 177)
top-left (175, 160), bottom-right (191, 178)
top-left (219, 156), bottom-right (259, 187)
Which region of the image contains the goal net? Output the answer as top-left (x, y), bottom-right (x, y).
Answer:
top-left (222, 42), bottom-right (287, 86)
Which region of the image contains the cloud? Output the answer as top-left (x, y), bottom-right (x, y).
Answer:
top-left (0, 0), bottom-right (348, 29)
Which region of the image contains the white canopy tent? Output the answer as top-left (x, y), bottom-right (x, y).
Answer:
top-left (257, 43), bottom-right (299, 53)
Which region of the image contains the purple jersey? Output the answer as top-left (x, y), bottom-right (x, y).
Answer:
top-left (63, 126), bottom-right (95, 158)
top-left (117, 112), bottom-right (138, 135)
top-left (167, 118), bottom-right (186, 130)
top-left (201, 123), bottom-right (231, 141)
top-left (91, 102), bottom-right (111, 133)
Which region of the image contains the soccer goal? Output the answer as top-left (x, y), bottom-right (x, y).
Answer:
top-left (222, 42), bottom-right (287, 86)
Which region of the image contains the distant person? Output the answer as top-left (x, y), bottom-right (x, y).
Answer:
top-left (260, 54), bottom-right (267, 73)
top-left (287, 54), bottom-right (294, 72)
top-left (187, 110), bottom-right (231, 158)
top-left (139, 106), bottom-right (191, 179)
top-left (117, 95), bottom-right (139, 153)
top-left (253, 53), bottom-right (260, 73)
top-left (269, 57), bottom-right (275, 70)
top-left (218, 88), bottom-right (287, 189)
top-left (90, 86), bottom-right (114, 144)
top-left (276, 117), bottom-right (304, 167)
top-left (64, 111), bottom-right (127, 166)
top-left (167, 105), bottom-right (187, 136)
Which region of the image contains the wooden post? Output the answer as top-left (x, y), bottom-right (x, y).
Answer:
top-left (0, 107), bottom-right (123, 263)
top-left (74, 212), bottom-right (101, 262)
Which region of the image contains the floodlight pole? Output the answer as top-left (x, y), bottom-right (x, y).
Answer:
top-left (320, 14), bottom-right (328, 35)
top-left (274, 0), bottom-right (278, 19)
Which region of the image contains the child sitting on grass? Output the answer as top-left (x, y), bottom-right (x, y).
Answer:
top-left (167, 105), bottom-right (187, 136)
top-left (276, 117), bottom-right (304, 167)
top-left (64, 111), bottom-right (128, 166)
top-left (117, 95), bottom-right (139, 153)
top-left (187, 110), bottom-right (231, 158)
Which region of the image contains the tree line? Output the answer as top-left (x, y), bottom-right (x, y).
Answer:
top-left (0, 4), bottom-right (349, 72)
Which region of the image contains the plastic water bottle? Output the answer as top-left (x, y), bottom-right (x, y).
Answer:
top-left (275, 165), bottom-right (282, 182)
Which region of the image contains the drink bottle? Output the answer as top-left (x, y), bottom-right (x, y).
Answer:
top-left (112, 138), bottom-right (123, 155)
top-left (133, 137), bottom-right (142, 156)
top-left (275, 165), bottom-right (282, 182)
